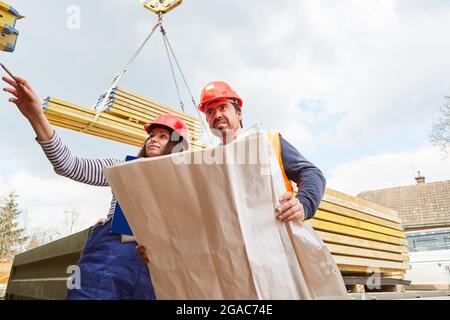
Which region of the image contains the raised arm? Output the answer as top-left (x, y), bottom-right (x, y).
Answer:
top-left (3, 75), bottom-right (121, 186)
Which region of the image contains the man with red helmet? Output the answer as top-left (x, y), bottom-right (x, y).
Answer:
top-left (198, 81), bottom-right (326, 223)
top-left (136, 81), bottom-right (327, 266)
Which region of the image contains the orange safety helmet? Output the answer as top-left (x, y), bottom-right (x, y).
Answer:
top-left (198, 81), bottom-right (243, 113)
top-left (144, 114), bottom-right (190, 150)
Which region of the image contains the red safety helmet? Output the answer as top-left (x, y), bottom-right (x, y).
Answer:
top-left (144, 114), bottom-right (190, 150)
top-left (198, 81), bottom-right (243, 113)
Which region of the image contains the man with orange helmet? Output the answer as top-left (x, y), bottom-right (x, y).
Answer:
top-left (198, 81), bottom-right (326, 223)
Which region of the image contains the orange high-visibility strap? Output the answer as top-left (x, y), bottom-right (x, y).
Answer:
top-left (268, 132), bottom-right (294, 193)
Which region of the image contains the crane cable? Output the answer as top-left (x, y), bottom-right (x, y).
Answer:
top-left (90, 12), bottom-right (213, 144)
top-left (160, 25), bottom-right (184, 112)
top-left (93, 13), bottom-right (163, 113)
top-left (159, 26), bottom-right (214, 144)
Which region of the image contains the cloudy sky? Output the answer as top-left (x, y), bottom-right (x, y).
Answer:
top-left (1, 0), bottom-right (449, 235)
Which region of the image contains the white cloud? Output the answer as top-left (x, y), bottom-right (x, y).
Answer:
top-left (327, 145), bottom-right (450, 196)
top-left (0, 170), bottom-right (113, 235)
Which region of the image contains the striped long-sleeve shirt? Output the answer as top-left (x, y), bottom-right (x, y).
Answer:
top-left (37, 131), bottom-right (122, 222)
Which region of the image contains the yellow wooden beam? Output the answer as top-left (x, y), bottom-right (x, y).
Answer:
top-left (319, 200), bottom-right (404, 231)
top-left (113, 87), bottom-right (200, 124)
top-left (337, 264), bottom-right (405, 274)
top-left (323, 193), bottom-right (403, 224)
top-left (333, 255), bottom-right (410, 271)
top-left (108, 92), bottom-right (202, 127)
top-left (325, 187), bottom-right (399, 217)
top-left (316, 230), bottom-right (409, 254)
top-left (314, 210), bottom-right (406, 238)
top-left (107, 101), bottom-right (202, 135)
top-left (325, 243), bottom-right (407, 263)
top-left (305, 219), bottom-right (408, 246)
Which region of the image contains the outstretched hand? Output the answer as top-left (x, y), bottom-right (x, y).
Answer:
top-left (2, 75), bottom-right (43, 121)
top-left (2, 74), bottom-right (53, 140)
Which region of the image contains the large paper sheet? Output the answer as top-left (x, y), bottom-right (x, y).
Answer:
top-left (104, 126), bottom-right (346, 299)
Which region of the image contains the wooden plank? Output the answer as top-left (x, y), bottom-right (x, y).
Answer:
top-left (323, 193), bottom-right (402, 224)
top-left (108, 99), bottom-right (202, 131)
top-left (46, 117), bottom-right (142, 147)
top-left (316, 230), bottom-right (409, 254)
top-left (382, 272), bottom-right (406, 280)
top-left (332, 255), bottom-right (410, 271)
top-left (107, 98), bottom-right (202, 130)
top-left (115, 87), bottom-right (200, 122)
top-left (46, 97), bottom-right (96, 114)
top-left (45, 115), bottom-right (87, 129)
top-left (314, 210), bottom-right (405, 238)
top-left (325, 243), bottom-right (407, 262)
top-left (106, 103), bottom-right (201, 142)
top-left (338, 264), bottom-right (404, 274)
top-left (319, 200), bottom-right (404, 231)
top-left (305, 219), bottom-right (408, 246)
top-left (45, 107), bottom-right (147, 140)
top-left (109, 100), bottom-right (202, 137)
top-left (325, 187), bottom-right (399, 217)
top-left (113, 89), bottom-right (201, 125)
top-left (46, 111), bottom-right (149, 147)
top-left (114, 87), bottom-right (200, 120)
top-left (47, 99), bottom-right (147, 131)
top-left (48, 124), bottom-right (142, 147)
top-left (106, 103), bottom-right (201, 135)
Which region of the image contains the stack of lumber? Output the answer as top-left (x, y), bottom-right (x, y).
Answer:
top-left (42, 87), bottom-right (204, 150)
top-left (0, 1), bottom-right (24, 52)
top-left (306, 188), bottom-right (410, 278)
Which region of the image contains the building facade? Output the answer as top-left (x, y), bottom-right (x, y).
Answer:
top-left (358, 174), bottom-right (450, 289)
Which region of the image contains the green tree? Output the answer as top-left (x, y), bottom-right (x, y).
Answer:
top-left (0, 190), bottom-right (28, 259)
top-left (430, 96), bottom-right (450, 157)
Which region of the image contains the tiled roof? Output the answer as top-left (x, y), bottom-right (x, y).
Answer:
top-left (358, 180), bottom-right (450, 229)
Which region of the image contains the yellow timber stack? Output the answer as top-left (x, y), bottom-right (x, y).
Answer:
top-left (307, 188), bottom-right (410, 292)
top-left (42, 87), bottom-right (204, 150)
top-left (310, 188), bottom-right (409, 272)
